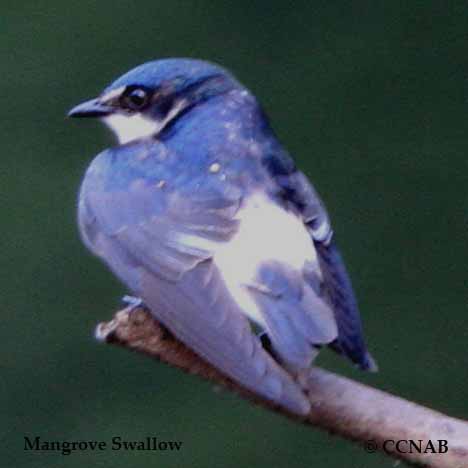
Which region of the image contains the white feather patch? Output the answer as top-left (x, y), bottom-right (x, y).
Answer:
top-left (103, 99), bottom-right (187, 144)
top-left (179, 192), bottom-right (319, 326)
top-left (103, 114), bottom-right (161, 144)
top-left (216, 193), bottom-right (318, 325)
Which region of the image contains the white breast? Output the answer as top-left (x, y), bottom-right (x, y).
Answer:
top-left (215, 193), bottom-right (318, 326)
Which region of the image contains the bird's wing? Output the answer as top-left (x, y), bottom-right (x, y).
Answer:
top-left (268, 160), bottom-right (376, 371)
top-left (79, 172), bottom-right (310, 414)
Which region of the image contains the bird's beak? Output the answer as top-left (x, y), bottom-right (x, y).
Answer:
top-left (67, 98), bottom-right (113, 118)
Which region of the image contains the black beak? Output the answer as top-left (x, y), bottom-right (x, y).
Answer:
top-left (67, 98), bottom-right (113, 118)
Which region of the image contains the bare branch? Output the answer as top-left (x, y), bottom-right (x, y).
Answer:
top-left (96, 305), bottom-right (468, 467)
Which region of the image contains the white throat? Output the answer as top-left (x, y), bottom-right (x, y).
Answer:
top-left (103, 113), bottom-right (161, 144)
top-left (102, 100), bottom-right (187, 144)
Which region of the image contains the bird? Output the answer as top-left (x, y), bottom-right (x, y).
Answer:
top-left (69, 58), bottom-right (376, 415)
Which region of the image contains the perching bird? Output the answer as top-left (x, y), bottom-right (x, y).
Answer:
top-left (69, 58), bottom-right (376, 415)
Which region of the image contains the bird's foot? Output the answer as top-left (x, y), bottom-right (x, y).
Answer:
top-left (121, 295), bottom-right (148, 312)
top-left (121, 296), bottom-right (175, 341)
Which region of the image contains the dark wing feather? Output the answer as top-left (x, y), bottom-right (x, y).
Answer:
top-left (315, 240), bottom-right (377, 371)
top-left (267, 156), bottom-right (377, 371)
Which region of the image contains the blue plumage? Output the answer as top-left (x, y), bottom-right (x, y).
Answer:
top-left (70, 58), bottom-right (376, 415)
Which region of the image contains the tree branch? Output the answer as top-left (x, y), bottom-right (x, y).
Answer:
top-left (95, 305), bottom-right (468, 467)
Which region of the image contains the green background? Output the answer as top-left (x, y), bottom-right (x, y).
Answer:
top-left (3, 1), bottom-right (467, 467)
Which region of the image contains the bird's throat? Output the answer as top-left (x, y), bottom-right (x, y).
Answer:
top-left (103, 99), bottom-right (188, 144)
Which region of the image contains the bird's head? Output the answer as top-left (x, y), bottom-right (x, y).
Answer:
top-left (68, 58), bottom-right (239, 144)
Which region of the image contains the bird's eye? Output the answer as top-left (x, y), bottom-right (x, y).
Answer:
top-left (120, 87), bottom-right (150, 111)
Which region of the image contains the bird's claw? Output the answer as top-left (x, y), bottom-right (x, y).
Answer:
top-left (122, 295), bottom-right (148, 312)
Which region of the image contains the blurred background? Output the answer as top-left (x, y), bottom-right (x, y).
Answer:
top-left (2, 1), bottom-right (467, 467)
